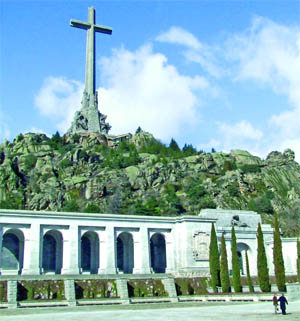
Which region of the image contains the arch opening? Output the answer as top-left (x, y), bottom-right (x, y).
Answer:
top-left (150, 233), bottom-right (166, 273)
top-left (237, 243), bottom-right (250, 276)
top-left (116, 232), bottom-right (134, 274)
top-left (42, 230), bottom-right (63, 274)
top-left (1, 229), bottom-right (24, 273)
top-left (81, 231), bottom-right (99, 274)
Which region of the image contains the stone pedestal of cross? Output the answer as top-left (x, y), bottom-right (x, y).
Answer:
top-left (68, 7), bottom-right (112, 135)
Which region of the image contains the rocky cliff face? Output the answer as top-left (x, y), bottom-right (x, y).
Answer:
top-left (0, 132), bottom-right (299, 236)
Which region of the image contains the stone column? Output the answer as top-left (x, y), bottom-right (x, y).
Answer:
top-left (22, 223), bottom-right (41, 275)
top-left (241, 250), bottom-right (247, 276)
top-left (96, 230), bottom-right (106, 274)
top-left (7, 280), bottom-right (18, 308)
top-left (64, 279), bottom-right (77, 306)
top-left (226, 241), bottom-right (232, 273)
top-left (161, 278), bottom-right (178, 302)
top-left (165, 232), bottom-right (176, 273)
top-left (62, 225), bottom-right (80, 275)
top-left (116, 279), bottom-right (130, 303)
top-left (100, 225), bottom-right (116, 274)
top-left (133, 227), bottom-right (151, 274)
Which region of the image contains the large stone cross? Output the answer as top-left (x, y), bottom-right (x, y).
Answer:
top-left (71, 6), bottom-right (112, 99)
top-left (68, 7), bottom-right (112, 135)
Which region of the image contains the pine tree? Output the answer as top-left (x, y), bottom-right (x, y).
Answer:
top-left (231, 226), bottom-right (241, 292)
top-left (209, 223), bottom-right (220, 292)
top-left (245, 250), bottom-right (253, 292)
top-left (169, 138), bottom-right (181, 153)
top-left (220, 234), bottom-right (231, 293)
top-left (257, 223), bottom-right (270, 292)
top-left (273, 213), bottom-right (286, 291)
top-left (297, 238), bottom-right (300, 283)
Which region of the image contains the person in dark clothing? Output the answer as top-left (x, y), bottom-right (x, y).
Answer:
top-left (278, 293), bottom-right (288, 315)
top-left (272, 294), bottom-right (278, 314)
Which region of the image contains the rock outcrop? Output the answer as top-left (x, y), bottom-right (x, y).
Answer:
top-left (0, 132), bottom-right (299, 236)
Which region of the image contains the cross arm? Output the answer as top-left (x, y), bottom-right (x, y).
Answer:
top-left (70, 19), bottom-right (90, 30)
top-left (94, 24), bottom-right (112, 35)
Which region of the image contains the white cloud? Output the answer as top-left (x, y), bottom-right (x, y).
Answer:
top-left (99, 44), bottom-right (209, 140)
top-left (156, 26), bottom-right (202, 50)
top-left (156, 26), bottom-right (223, 78)
top-left (225, 16), bottom-right (300, 160)
top-left (219, 120), bottom-right (263, 141)
top-left (34, 45), bottom-right (210, 140)
top-left (34, 77), bottom-right (84, 133)
top-left (206, 120), bottom-right (264, 156)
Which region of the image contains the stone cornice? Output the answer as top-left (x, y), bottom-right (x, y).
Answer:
top-left (0, 209), bottom-right (216, 225)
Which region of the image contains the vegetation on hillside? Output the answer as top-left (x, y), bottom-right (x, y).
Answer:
top-left (0, 130), bottom-right (299, 236)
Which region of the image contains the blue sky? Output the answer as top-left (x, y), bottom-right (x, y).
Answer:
top-left (1, 0), bottom-right (300, 161)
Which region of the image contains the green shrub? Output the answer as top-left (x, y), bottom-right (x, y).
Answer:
top-left (24, 154), bottom-right (37, 171)
top-left (17, 280), bottom-right (65, 301)
top-left (127, 279), bottom-right (167, 298)
top-left (222, 160), bottom-right (237, 172)
top-left (0, 281), bottom-right (7, 302)
top-left (175, 278), bottom-right (208, 295)
top-left (228, 183), bottom-right (240, 197)
top-left (61, 199), bottom-right (80, 212)
top-left (83, 203), bottom-right (101, 213)
top-left (198, 196), bottom-right (216, 210)
top-left (239, 164), bottom-right (261, 173)
top-left (75, 280), bottom-right (117, 299)
top-left (248, 196), bottom-right (273, 214)
top-left (59, 158), bottom-right (73, 168)
top-left (15, 133), bottom-right (24, 142)
top-left (49, 131), bottom-right (63, 150)
top-left (182, 144), bottom-right (198, 157)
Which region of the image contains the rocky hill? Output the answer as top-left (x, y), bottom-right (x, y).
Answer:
top-left (0, 131), bottom-right (299, 236)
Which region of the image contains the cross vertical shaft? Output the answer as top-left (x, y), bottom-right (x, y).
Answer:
top-left (86, 7), bottom-right (96, 95)
top-left (68, 7), bottom-right (112, 135)
top-left (70, 6), bottom-right (112, 105)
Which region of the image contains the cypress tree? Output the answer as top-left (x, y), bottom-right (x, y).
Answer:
top-left (257, 223), bottom-right (270, 292)
top-left (297, 238), bottom-right (300, 283)
top-left (209, 223), bottom-right (220, 292)
top-left (273, 213), bottom-right (286, 291)
top-left (231, 226), bottom-right (241, 292)
top-left (220, 234), bottom-right (231, 293)
top-left (245, 250), bottom-right (253, 292)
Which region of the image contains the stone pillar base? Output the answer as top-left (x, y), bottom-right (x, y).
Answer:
top-left (61, 268), bottom-right (80, 275)
top-left (133, 267), bottom-right (151, 274)
top-left (99, 267), bottom-right (117, 274)
top-left (1, 269), bottom-right (19, 276)
top-left (21, 268), bottom-right (41, 275)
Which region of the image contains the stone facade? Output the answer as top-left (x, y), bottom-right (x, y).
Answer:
top-left (0, 209), bottom-right (298, 277)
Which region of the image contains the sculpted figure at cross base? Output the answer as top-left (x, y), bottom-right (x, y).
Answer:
top-left (67, 7), bottom-right (111, 135)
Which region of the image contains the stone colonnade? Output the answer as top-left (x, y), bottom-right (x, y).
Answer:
top-left (0, 221), bottom-right (175, 276)
top-left (2, 208), bottom-right (297, 277)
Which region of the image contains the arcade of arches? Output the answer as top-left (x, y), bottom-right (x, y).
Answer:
top-left (0, 209), bottom-right (298, 276)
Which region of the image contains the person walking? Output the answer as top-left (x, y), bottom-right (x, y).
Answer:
top-left (272, 294), bottom-right (278, 314)
top-left (278, 293), bottom-right (288, 315)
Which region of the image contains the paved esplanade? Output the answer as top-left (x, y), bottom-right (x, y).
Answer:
top-left (1, 302), bottom-right (300, 321)
top-left (68, 7), bottom-right (111, 135)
